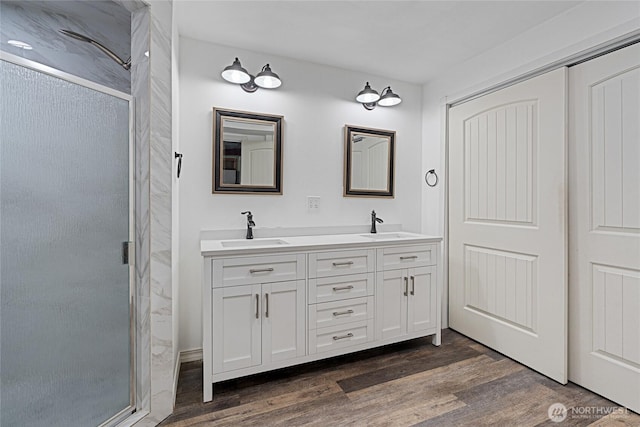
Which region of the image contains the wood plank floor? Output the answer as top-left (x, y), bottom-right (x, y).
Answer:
top-left (160, 330), bottom-right (640, 426)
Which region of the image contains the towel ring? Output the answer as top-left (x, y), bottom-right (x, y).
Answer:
top-left (425, 169), bottom-right (438, 187)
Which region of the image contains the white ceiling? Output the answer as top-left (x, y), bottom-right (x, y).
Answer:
top-left (175, 0), bottom-right (583, 84)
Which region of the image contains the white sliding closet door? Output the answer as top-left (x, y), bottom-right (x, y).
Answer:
top-left (569, 43), bottom-right (640, 412)
top-left (449, 68), bottom-right (568, 383)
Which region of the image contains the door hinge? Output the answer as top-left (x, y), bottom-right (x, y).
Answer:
top-left (122, 241), bottom-right (135, 265)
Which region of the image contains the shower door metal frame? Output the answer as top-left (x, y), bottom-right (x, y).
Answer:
top-left (0, 50), bottom-right (137, 427)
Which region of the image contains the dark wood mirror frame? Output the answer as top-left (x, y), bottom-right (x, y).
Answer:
top-left (344, 125), bottom-right (395, 198)
top-left (212, 108), bottom-right (283, 194)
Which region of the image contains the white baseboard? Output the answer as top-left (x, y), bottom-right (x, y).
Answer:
top-left (180, 348), bottom-right (203, 364)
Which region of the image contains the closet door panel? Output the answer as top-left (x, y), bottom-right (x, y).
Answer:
top-left (569, 42), bottom-right (640, 413)
top-left (449, 67), bottom-right (567, 383)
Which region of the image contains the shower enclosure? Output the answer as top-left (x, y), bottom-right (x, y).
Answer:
top-left (0, 54), bottom-right (135, 426)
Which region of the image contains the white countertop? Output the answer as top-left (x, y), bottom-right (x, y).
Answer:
top-left (200, 231), bottom-right (442, 257)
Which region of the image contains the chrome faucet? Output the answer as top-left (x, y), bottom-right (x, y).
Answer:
top-left (241, 211), bottom-right (255, 239)
top-left (370, 210), bottom-right (383, 233)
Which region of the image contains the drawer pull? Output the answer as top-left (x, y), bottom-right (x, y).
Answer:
top-left (333, 332), bottom-right (354, 341)
top-left (332, 261), bottom-right (354, 267)
top-left (332, 285), bottom-right (354, 292)
top-left (404, 277), bottom-right (408, 296)
top-left (410, 276), bottom-right (415, 295)
top-left (333, 309), bottom-right (354, 317)
top-left (249, 267), bottom-right (274, 274)
top-left (400, 255), bottom-right (418, 260)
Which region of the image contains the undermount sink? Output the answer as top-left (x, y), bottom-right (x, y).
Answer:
top-left (360, 232), bottom-right (417, 240)
top-left (221, 239), bottom-right (289, 248)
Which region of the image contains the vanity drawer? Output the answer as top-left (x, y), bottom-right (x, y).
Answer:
top-left (309, 296), bottom-right (373, 330)
top-left (309, 249), bottom-right (375, 278)
top-left (308, 273), bottom-right (374, 304)
top-left (308, 319), bottom-right (374, 354)
top-left (212, 254), bottom-right (305, 287)
top-left (378, 244), bottom-right (436, 270)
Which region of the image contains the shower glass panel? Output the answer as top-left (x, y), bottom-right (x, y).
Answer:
top-left (0, 60), bottom-right (132, 426)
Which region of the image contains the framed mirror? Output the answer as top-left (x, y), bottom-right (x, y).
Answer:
top-left (213, 108), bottom-right (283, 194)
top-left (344, 125), bottom-right (395, 198)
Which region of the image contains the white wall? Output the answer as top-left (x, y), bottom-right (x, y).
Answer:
top-left (420, 1), bottom-right (640, 327)
top-left (178, 37), bottom-right (423, 352)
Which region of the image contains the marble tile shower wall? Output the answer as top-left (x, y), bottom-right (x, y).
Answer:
top-left (0, 0), bottom-right (131, 93)
top-left (130, 1), bottom-right (175, 424)
top-left (131, 4), bottom-right (152, 418)
top-left (148, 0), bottom-right (175, 421)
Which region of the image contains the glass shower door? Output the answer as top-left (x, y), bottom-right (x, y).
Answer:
top-left (0, 59), bottom-right (133, 426)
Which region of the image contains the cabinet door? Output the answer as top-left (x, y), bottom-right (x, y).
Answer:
top-left (213, 284), bottom-right (262, 373)
top-left (262, 280), bottom-right (306, 363)
top-left (376, 269), bottom-right (408, 340)
top-left (407, 266), bottom-right (437, 333)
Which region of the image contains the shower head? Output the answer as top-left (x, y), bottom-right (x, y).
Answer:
top-left (59, 29), bottom-right (93, 43)
top-left (59, 29), bottom-right (131, 71)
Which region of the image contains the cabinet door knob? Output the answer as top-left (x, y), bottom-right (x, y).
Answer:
top-left (404, 277), bottom-right (408, 296)
top-left (410, 276), bottom-right (415, 295)
top-left (265, 293), bottom-right (269, 318)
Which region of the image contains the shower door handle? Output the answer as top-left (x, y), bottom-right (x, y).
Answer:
top-left (122, 241), bottom-right (134, 265)
top-left (175, 152), bottom-right (183, 178)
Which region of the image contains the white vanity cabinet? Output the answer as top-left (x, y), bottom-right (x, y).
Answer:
top-left (375, 245), bottom-right (439, 344)
top-left (203, 253), bottom-right (306, 401)
top-left (201, 232), bottom-right (441, 402)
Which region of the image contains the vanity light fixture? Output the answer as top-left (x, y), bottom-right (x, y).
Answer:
top-left (355, 82), bottom-right (380, 106)
top-left (221, 57), bottom-right (282, 93)
top-left (221, 57), bottom-right (250, 84)
top-left (254, 64), bottom-right (281, 89)
top-left (355, 82), bottom-right (402, 110)
top-left (378, 86), bottom-right (402, 106)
